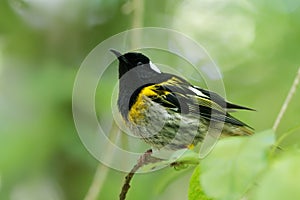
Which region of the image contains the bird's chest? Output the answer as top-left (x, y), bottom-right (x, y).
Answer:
top-left (121, 95), bottom-right (207, 150)
top-left (127, 95), bottom-right (170, 126)
top-left (123, 95), bottom-right (174, 138)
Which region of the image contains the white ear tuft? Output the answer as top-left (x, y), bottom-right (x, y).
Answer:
top-left (149, 61), bottom-right (161, 73)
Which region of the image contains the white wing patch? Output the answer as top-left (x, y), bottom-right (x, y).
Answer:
top-left (188, 86), bottom-right (209, 98)
top-left (149, 61), bottom-right (161, 73)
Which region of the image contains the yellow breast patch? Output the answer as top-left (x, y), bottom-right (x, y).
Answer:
top-left (128, 85), bottom-right (156, 123)
top-left (128, 84), bottom-right (171, 123)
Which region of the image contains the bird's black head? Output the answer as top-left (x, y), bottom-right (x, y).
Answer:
top-left (110, 49), bottom-right (160, 79)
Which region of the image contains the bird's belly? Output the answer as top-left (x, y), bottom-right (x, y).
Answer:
top-left (126, 97), bottom-right (208, 150)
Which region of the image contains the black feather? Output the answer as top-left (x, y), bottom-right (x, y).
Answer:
top-left (196, 87), bottom-right (255, 111)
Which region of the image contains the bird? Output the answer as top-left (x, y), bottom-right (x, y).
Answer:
top-left (110, 49), bottom-right (254, 151)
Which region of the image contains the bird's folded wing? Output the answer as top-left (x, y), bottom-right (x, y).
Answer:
top-left (139, 75), bottom-right (251, 127)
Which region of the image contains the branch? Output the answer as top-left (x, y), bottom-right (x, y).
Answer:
top-left (273, 67), bottom-right (300, 131)
top-left (131, 0), bottom-right (144, 49)
top-left (84, 121), bottom-right (120, 200)
top-left (119, 149), bottom-right (164, 200)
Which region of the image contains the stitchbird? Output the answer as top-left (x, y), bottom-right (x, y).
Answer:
top-left (111, 49), bottom-right (254, 151)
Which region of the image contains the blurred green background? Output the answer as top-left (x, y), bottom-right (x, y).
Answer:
top-left (1, 0), bottom-right (300, 199)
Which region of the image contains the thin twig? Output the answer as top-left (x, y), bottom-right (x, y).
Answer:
top-left (84, 164), bottom-right (109, 200)
top-left (131, 0), bottom-right (144, 49)
top-left (270, 124), bottom-right (300, 157)
top-left (119, 149), bottom-right (163, 200)
top-left (273, 67), bottom-right (300, 132)
top-left (84, 121), bottom-right (120, 200)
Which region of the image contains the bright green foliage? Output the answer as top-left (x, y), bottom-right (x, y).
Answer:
top-left (199, 130), bottom-right (275, 200)
top-left (252, 152), bottom-right (300, 200)
top-left (189, 165), bottom-right (212, 200)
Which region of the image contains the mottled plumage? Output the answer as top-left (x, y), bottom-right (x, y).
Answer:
top-left (111, 49), bottom-right (254, 150)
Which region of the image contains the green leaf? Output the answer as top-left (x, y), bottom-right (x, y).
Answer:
top-left (154, 167), bottom-right (191, 195)
top-left (188, 165), bottom-right (212, 200)
top-left (252, 152), bottom-right (300, 200)
top-left (171, 149), bottom-right (200, 165)
top-left (139, 149), bottom-right (200, 172)
top-left (200, 129), bottom-right (275, 200)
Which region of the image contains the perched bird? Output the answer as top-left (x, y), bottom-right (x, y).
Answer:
top-left (111, 49), bottom-right (254, 151)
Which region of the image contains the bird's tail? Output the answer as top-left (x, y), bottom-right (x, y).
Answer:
top-left (221, 124), bottom-right (254, 138)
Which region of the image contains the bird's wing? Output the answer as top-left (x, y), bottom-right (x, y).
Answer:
top-left (194, 86), bottom-right (255, 111)
top-left (141, 75), bottom-right (252, 127)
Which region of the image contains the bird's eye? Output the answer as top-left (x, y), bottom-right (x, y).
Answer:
top-left (137, 62), bottom-right (143, 66)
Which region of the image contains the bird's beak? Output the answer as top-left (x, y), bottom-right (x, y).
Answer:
top-left (110, 48), bottom-right (122, 58)
top-left (110, 49), bottom-right (129, 66)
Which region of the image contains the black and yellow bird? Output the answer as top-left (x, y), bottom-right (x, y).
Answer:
top-left (111, 49), bottom-right (254, 151)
